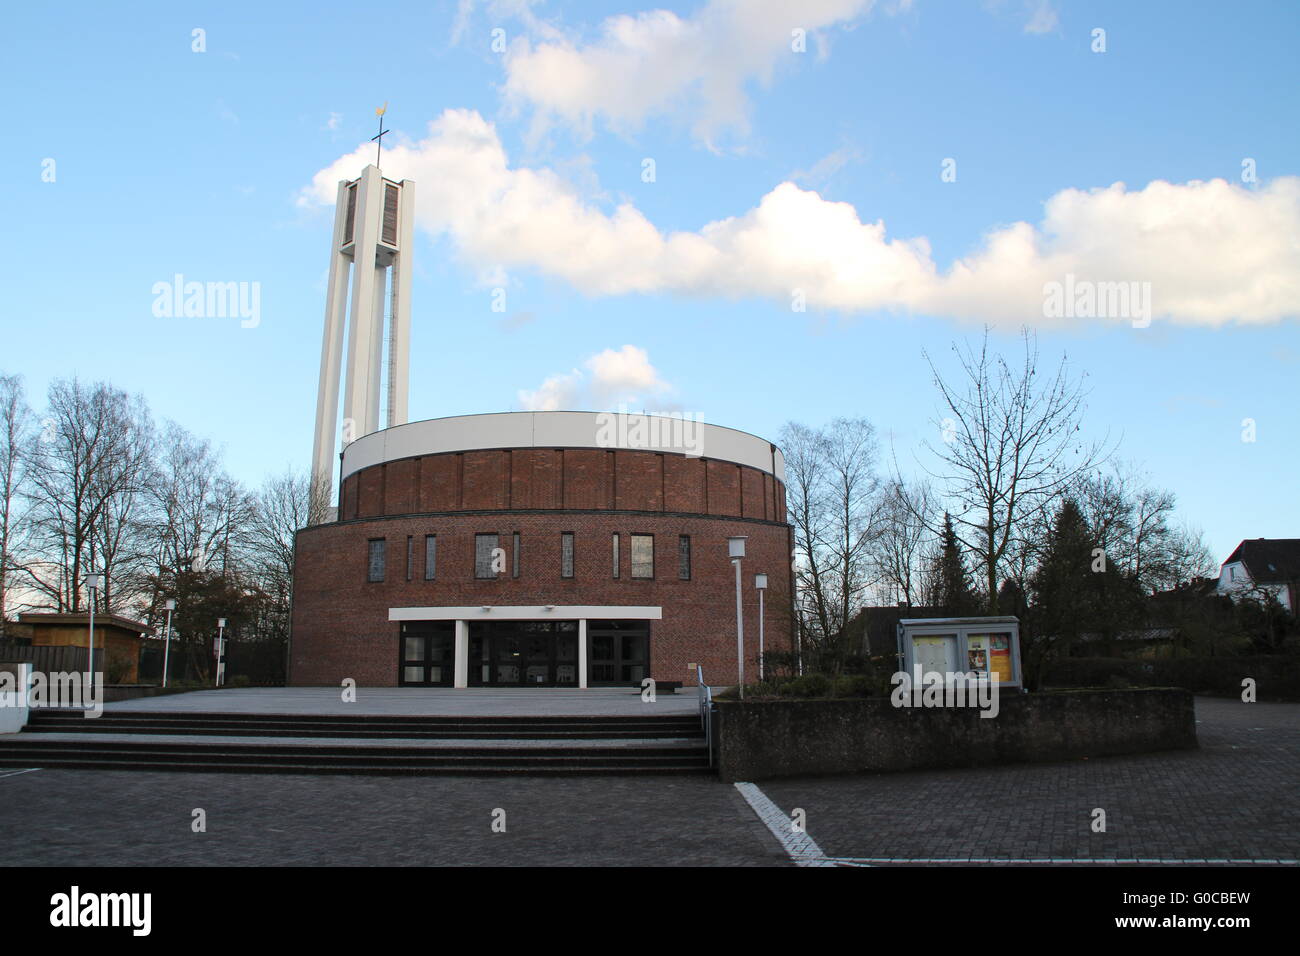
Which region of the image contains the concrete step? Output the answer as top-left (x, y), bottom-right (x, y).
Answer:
top-left (25, 710), bottom-right (702, 740)
top-left (7, 710), bottom-right (715, 775)
top-left (0, 757), bottom-right (714, 776)
top-left (0, 744), bottom-right (711, 774)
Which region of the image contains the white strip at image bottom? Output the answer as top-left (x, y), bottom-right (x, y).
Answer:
top-left (734, 782), bottom-right (839, 867)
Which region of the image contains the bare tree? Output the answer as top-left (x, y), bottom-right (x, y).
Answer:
top-left (146, 423), bottom-right (255, 588)
top-left (24, 380), bottom-right (154, 612)
top-left (0, 374), bottom-right (33, 633)
top-left (90, 447), bottom-right (157, 616)
top-left (1072, 461), bottom-right (1215, 594)
top-left (781, 418), bottom-right (883, 671)
top-left (870, 478), bottom-right (935, 606)
top-left (920, 329), bottom-right (1110, 612)
top-left (250, 469), bottom-right (330, 602)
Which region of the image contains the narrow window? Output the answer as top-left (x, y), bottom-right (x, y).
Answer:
top-left (475, 533), bottom-right (499, 580)
top-left (631, 534), bottom-right (654, 579)
top-left (612, 533), bottom-right (620, 579)
top-left (678, 534), bottom-right (691, 580)
top-left (406, 535), bottom-right (414, 581)
top-left (424, 535), bottom-right (437, 580)
top-left (561, 532), bottom-right (575, 579)
top-left (512, 532), bottom-right (521, 579)
top-left (367, 539), bottom-right (386, 583)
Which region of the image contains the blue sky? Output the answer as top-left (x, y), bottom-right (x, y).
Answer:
top-left (3, 0), bottom-right (1297, 566)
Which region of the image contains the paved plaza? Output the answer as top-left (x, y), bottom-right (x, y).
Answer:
top-left (0, 696), bottom-right (1294, 866)
top-left (103, 686), bottom-right (699, 716)
top-left (760, 697), bottom-right (1299, 865)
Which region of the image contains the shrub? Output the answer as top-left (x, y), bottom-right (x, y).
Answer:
top-left (831, 674), bottom-right (876, 698)
top-left (785, 673), bottom-right (832, 698)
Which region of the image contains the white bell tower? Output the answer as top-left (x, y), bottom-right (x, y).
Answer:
top-left (311, 163), bottom-right (415, 502)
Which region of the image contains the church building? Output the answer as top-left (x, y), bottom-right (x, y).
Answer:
top-left (288, 163), bottom-right (793, 689)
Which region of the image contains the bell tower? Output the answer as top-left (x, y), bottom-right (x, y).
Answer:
top-left (311, 162), bottom-right (415, 501)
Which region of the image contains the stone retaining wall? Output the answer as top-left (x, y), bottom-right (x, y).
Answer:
top-left (714, 688), bottom-right (1197, 782)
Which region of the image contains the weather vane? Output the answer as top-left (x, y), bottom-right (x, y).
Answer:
top-left (372, 102), bottom-right (389, 167)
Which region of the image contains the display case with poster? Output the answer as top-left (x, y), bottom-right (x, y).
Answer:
top-left (896, 617), bottom-right (1022, 689)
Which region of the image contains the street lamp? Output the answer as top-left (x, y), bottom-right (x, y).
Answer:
top-left (85, 573), bottom-right (102, 702)
top-left (162, 599), bottom-right (176, 689)
top-left (755, 573), bottom-right (768, 682)
top-left (214, 617), bottom-right (227, 688)
top-left (728, 536), bottom-right (747, 699)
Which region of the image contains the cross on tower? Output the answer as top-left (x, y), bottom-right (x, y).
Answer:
top-left (371, 102), bottom-right (390, 167)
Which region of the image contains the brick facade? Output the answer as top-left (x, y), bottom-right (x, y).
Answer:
top-left (292, 448), bottom-right (794, 688)
top-left (338, 447), bottom-right (787, 524)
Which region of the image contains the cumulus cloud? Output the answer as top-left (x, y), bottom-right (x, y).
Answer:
top-left (301, 109), bottom-right (1300, 327)
top-left (498, 0), bottom-right (880, 145)
top-left (517, 345), bottom-right (672, 411)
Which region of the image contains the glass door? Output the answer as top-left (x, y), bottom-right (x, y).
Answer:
top-left (398, 622), bottom-right (454, 686)
top-left (586, 620), bottom-right (650, 686)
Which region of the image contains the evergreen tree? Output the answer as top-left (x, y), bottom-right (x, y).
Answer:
top-left (933, 512), bottom-right (980, 615)
top-left (1026, 497), bottom-right (1144, 687)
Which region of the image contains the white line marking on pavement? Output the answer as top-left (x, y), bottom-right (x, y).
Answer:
top-left (825, 857), bottom-right (1298, 866)
top-left (734, 782), bottom-right (840, 867)
top-left (0, 768), bottom-right (41, 779)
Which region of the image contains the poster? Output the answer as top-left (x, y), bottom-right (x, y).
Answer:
top-left (966, 635), bottom-right (988, 673)
top-left (988, 633), bottom-right (1013, 684)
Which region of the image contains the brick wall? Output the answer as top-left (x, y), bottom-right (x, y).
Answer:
top-left (291, 510), bottom-right (793, 688)
top-left (340, 448), bottom-right (787, 525)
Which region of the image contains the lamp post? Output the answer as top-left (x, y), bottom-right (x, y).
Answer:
top-left (214, 618), bottom-right (227, 688)
top-left (728, 536), bottom-right (747, 699)
top-left (755, 573), bottom-right (768, 682)
top-left (162, 598), bottom-right (176, 689)
top-left (85, 573), bottom-right (102, 701)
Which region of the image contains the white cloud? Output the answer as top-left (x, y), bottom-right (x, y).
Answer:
top-left (499, 0), bottom-right (880, 146)
top-left (790, 145), bottom-right (862, 186)
top-left (301, 109), bottom-right (1300, 327)
top-left (517, 367), bottom-right (583, 410)
top-left (1023, 0), bottom-right (1059, 34)
top-left (517, 345), bottom-right (671, 410)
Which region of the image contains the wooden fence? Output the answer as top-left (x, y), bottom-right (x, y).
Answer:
top-left (0, 640), bottom-right (92, 674)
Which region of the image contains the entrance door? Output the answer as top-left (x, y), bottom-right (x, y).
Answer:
top-left (466, 621), bottom-right (582, 686)
top-left (587, 620), bottom-right (650, 685)
top-left (399, 622), bottom-right (455, 686)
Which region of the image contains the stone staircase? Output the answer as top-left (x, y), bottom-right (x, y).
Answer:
top-left (0, 710), bottom-right (712, 775)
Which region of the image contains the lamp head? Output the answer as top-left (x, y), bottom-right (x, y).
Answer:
top-left (727, 536), bottom-right (748, 559)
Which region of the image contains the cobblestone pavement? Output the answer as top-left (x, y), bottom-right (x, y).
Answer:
top-left (0, 771), bottom-right (785, 867)
top-left (759, 697), bottom-right (1299, 865)
top-left (1, 696), bottom-right (1293, 866)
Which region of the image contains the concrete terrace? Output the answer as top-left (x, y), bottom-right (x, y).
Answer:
top-left (102, 686), bottom-right (700, 717)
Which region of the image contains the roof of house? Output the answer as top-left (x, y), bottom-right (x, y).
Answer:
top-left (852, 605), bottom-right (948, 657)
top-left (17, 612), bottom-right (151, 634)
top-left (1222, 538), bottom-right (1300, 583)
